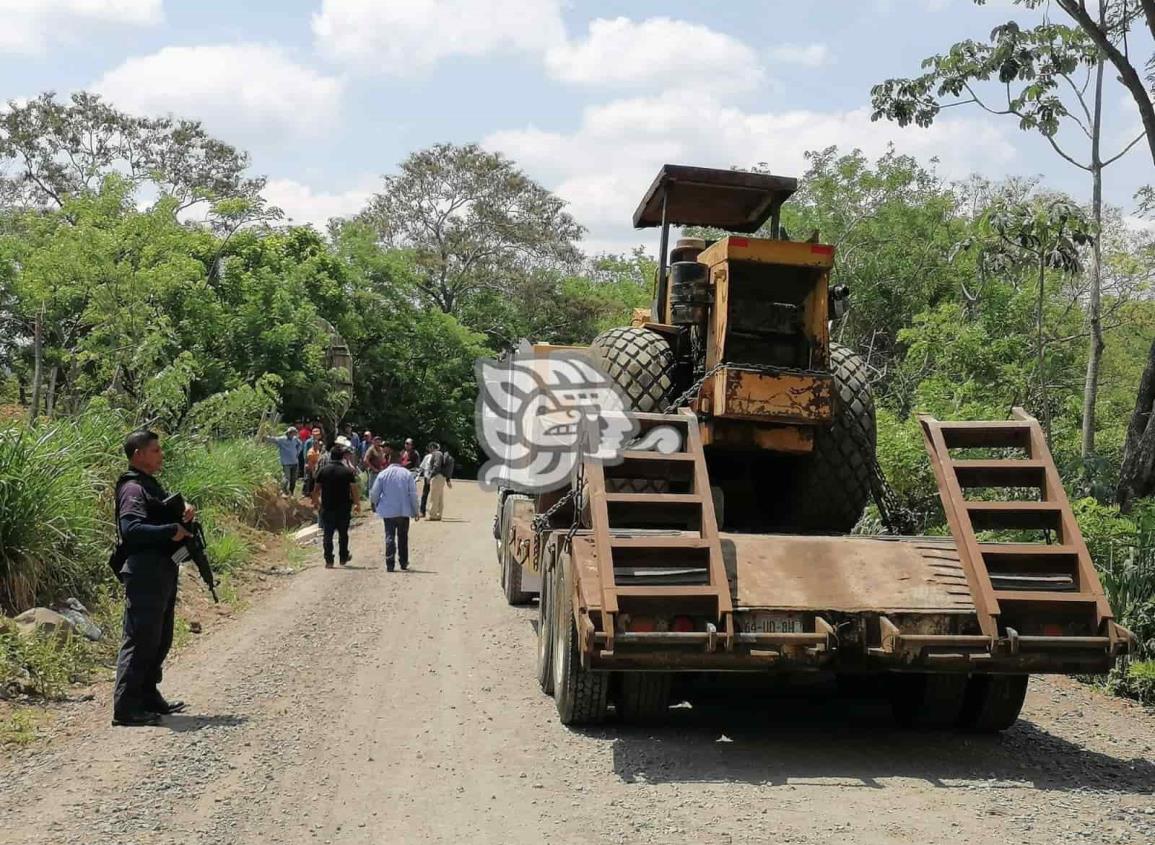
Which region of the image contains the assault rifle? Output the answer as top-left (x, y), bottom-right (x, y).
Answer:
top-left (163, 494), bottom-right (220, 603)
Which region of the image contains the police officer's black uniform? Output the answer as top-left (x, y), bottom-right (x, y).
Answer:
top-left (111, 468), bottom-right (186, 724)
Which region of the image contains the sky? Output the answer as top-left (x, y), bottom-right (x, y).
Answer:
top-left (1, 0), bottom-right (1152, 254)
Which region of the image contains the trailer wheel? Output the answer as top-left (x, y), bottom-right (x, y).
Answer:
top-left (590, 326), bottom-right (678, 412)
top-left (957, 674), bottom-right (1028, 733)
top-left (616, 672), bottom-right (672, 723)
top-left (889, 673), bottom-right (968, 729)
top-left (787, 343), bottom-right (876, 532)
top-left (500, 495), bottom-right (533, 605)
top-left (536, 548), bottom-right (555, 695)
top-left (552, 550), bottom-right (608, 725)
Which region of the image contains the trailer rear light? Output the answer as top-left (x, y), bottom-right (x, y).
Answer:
top-left (671, 615), bottom-right (695, 633)
top-left (627, 615), bottom-right (657, 633)
top-left (1042, 623), bottom-right (1065, 637)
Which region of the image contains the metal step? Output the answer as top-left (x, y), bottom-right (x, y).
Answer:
top-left (951, 459), bottom-right (1046, 487)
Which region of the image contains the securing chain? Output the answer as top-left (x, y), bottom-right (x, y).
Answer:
top-left (531, 486), bottom-right (576, 532)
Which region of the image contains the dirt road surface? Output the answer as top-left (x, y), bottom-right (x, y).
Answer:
top-left (2, 481), bottom-right (1153, 844)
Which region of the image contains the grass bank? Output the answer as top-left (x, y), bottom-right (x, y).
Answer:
top-left (0, 404), bottom-right (300, 734)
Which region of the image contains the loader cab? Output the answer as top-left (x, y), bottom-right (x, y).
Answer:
top-left (632, 164), bottom-right (839, 449)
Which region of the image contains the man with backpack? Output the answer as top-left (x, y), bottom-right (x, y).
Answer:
top-left (424, 441), bottom-right (453, 521)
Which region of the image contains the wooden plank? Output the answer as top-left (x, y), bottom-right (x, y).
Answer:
top-left (683, 408), bottom-right (734, 624)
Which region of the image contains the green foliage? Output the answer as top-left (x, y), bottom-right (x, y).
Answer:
top-left (0, 413), bottom-right (119, 611)
top-left (1104, 659), bottom-right (1155, 705)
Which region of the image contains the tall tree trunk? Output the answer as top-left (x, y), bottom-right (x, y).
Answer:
top-left (1118, 336), bottom-right (1155, 511)
top-left (1081, 53), bottom-right (1106, 468)
top-left (28, 308), bottom-right (43, 423)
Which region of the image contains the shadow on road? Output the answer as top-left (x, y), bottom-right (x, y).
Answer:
top-left (594, 690), bottom-right (1155, 795)
top-left (163, 714), bottom-right (249, 733)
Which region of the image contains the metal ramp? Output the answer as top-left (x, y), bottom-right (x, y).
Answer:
top-left (920, 407), bottom-right (1127, 653)
top-left (583, 410), bottom-right (734, 652)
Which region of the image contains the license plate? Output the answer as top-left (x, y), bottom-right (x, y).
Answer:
top-left (737, 612), bottom-right (804, 634)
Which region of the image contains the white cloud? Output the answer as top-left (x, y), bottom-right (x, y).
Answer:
top-left (0, 0), bottom-right (162, 54)
top-left (312, 0), bottom-right (566, 73)
top-left (93, 44), bottom-right (344, 144)
top-left (262, 177), bottom-right (376, 230)
top-left (766, 43), bottom-right (830, 68)
top-left (545, 17), bottom-right (765, 92)
top-left (485, 91), bottom-right (1018, 254)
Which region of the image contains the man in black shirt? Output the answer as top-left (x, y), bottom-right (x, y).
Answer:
top-left (112, 430), bottom-right (196, 727)
top-left (311, 444), bottom-right (361, 568)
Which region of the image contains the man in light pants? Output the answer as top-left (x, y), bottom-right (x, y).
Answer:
top-left (425, 441), bottom-right (450, 521)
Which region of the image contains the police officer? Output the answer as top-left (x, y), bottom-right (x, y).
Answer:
top-left (111, 430), bottom-right (195, 727)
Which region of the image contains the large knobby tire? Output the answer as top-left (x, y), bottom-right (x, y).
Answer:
top-left (589, 327), bottom-right (678, 412)
top-left (616, 672), bottom-right (673, 723)
top-left (788, 343), bottom-right (876, 532)
top-left (957, 674), bottom-right (1028, 732)
top-left (500, 495), bottom-right (533, 605)
top-left (552, 550), bottom-right (608, 725)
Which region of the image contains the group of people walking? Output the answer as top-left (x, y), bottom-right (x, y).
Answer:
top-left (264, 423), bottom-right (454, 572)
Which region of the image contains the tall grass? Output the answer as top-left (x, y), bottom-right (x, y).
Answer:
top-left (0, 418), bottom-right (118, 612)
top-left (0, 407), bottom-right (278, 614)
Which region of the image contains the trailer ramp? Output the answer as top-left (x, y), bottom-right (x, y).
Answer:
top-left (584, 411), bottom-right (733, 652)
top-left (919, 407), bottom-right (1130, 657)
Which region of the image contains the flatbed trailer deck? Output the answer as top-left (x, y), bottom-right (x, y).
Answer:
top-left (496, 409), bottom-right (1134, 729)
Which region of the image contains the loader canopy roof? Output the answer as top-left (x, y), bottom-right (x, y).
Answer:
top-left (632, 164), bottom-right (798, 233)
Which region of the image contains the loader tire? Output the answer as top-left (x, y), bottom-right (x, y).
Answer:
top-left (590, 327), bottom-right (678, 413)
top-left (788, 343), bottom-right (875, 532)
top-left (500, 494), bottom-right (533, 605)
top-left (552, 550), bottom-right (608, 725)
top-left (957, 674), bottom-right (1028, 733)
top-left (889, 673), bottom-right (968, 729)
top-left (616, 672), bottom-right (672, 723)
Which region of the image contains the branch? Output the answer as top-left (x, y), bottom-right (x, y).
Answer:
top-left (1102, 131), bottom-right (1147, 166)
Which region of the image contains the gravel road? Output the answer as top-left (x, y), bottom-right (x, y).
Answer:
top-left (2, 480), bottom-right (1153, 844)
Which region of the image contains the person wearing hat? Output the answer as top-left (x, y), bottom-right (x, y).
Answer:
top-left (264, 426), bottom-right (303, 496)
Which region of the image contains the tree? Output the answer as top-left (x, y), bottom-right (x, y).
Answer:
top-left (0, 92), bottom-right (264, 214)
top-left (871, 14), bottom-right (1142, 466)
top-left (995, 0), bottom-right (1155, 167)
top-left (352, 143), bottom-right (584, 318)
top-left (973, 196), bottom-right (1094, 437)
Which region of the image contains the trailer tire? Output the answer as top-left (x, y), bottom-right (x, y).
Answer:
top-left (590, 327), bottom-right (678, 413)
top-left (536, 549), bottom-right (555, 695)
top-left (552, 551), bottom-right (608, 725)
top-left (787, 343), bottom-right (876, 532)
top-left (500, 495), bottom-right (533, 605)
top-left (616, 672), bottom-right (672, 723)
top-left (957, 674), bottom-right (1028, 733)
top-left (889, 673), bottom-right (968, 729)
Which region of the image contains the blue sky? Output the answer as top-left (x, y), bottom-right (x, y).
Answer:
top-left (2, 0), bottom-right (1151, 253)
